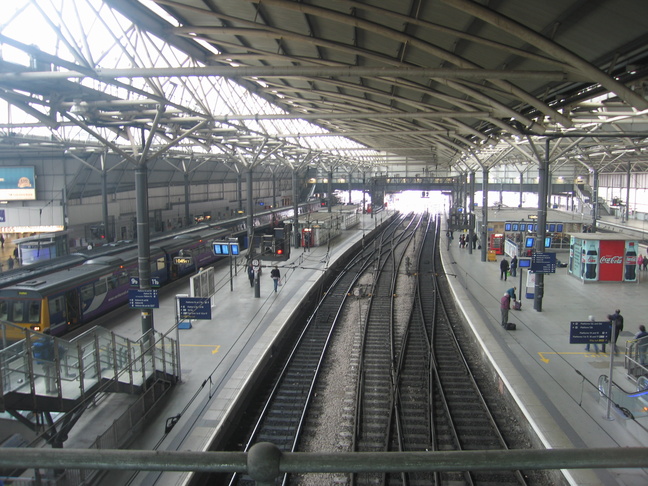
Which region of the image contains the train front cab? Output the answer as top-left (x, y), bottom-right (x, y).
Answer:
top-left (0, 288), bottom-right (49, 341)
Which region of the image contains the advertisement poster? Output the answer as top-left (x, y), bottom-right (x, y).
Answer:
top-left (581, 239), bottom-right (599, 281)
top-left (598, 240), bottom-right (625, 281)
top-left (0, 167), bottom-right (36, 200)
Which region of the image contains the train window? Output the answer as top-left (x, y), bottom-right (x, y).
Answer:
top-left (155, 256), bottom-right (165, 271)
top-left (80, 284), bottom-right (94, 301)
top-left (12, 301), bottom-right (24, 322)
top-left (117, 272), bottom-right (129, 286)
top-left (49, 296), bottom-right (63, 314)
top-left (0, 300), bottom-right (7, 321)
top-left (28, 302), bottom-right (40, 323)
top-left (107, 276), bottom-right (117, 290)
top-left (95, 279), bottom-right (107, 295)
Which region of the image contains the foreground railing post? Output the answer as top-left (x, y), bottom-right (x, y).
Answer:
top-left (247, 442), bottom-right (281, 486)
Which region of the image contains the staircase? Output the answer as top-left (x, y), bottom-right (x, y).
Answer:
top-left (0, 322), bottom-right (179, 414)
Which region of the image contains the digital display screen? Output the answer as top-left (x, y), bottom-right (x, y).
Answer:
top-left (545, 237), bottom-right (552, 248)
top-left (221, 244), bottom-right (230, 255)
top-left (525, 237), bottom-right (535, 248)
top-left (557, 224), bottom-right (563, 232)
top-left (549, 224), bottom-right (556, 232)
top-left (519, 259), bottom-right (531, 268)
top-left (230, 244), bottom-right (239, 255)
top-left (505, 223), bottom-right (512, 231)
top-left (520, 223), bottom-right (527, 231)
top-left (512, 223), bottom-right (519, 231)
top-left (213, 243), bottom-right (223, 255)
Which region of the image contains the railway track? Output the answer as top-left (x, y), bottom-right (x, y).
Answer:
top-left (211, 215), bottom-right (538, 486)
top-left (223, 214), bottom-right (414, 486)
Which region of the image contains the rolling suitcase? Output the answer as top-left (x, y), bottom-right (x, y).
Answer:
top-left (512, 300), bottom-right (521, 310)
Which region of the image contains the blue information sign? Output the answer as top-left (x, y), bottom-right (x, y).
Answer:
top-left (128, 289), bottom-right (159, 308)
top-left (178, 297), bottom-right (212, 320)
top-left (569, 321), bottom-right (610, 344)
top-left (531, 252), bottom-right (556, 273)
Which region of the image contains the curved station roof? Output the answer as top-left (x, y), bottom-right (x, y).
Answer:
top-left (0, 0), bottom-right (647, 198)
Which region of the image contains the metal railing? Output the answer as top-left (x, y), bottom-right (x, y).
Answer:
top-left (1, 444), bottom-right (648, 486)
top-left (0, 321), bottom-right (178, 411)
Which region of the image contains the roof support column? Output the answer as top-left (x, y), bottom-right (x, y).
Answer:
top-left (591, 169), bottom-right (599, 232)
top-left (246, 168), bottom-right (254, 254)
top-left (237, 173), bottom-right (243, 213)
top-left (184, 171), bottom-right (190, 227)
top-left (362, 172), bottom-right (367, 215)
top-left (100, 153), bottom-right (111, 242)
top-left (623, 162), bottom-right (631, 224)
top-left (519, 172), bottom-right (524, 208)
top-left (328, 170), bottom-right (333, 213)
top-left (468, 171), bottom-right (475, 255)
top-left (533, 139), bottom-right (550, 312)
top-left (480, 167), bottom-right (489, 262)
top-left (272, 170), bottom-right (277, 209)
top-left (135, 164), bottom-right (154, 334)
top-left (292, 169), bottom-right (300, 248)
top-left (348, 173), bottom-right (353, 205)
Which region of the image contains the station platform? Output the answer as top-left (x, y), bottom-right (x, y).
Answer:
top-left (441, 229), bottom-right (648, 485)
top-left (42, 211), bottom-right (648, 486)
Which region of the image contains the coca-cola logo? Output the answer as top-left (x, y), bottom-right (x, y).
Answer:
top-left (599, 255), bottom-right (623, 264)
top-left (626, 256), bottom-right (637, 264)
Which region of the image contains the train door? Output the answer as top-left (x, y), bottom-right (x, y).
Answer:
top-left (65, 289), bottom-right (81, 327)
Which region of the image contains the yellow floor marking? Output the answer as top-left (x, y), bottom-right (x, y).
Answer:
top-left (181, 344), bottom-right (221, 354)
top-left (538, 351), bottom-right (609, 363)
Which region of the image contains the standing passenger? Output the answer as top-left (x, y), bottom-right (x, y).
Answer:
top-left (584, 315), bottom-right (600, 354)
top-left (605, 309), bottom-right (624, 353)
top-left (510, 255), bottom-right (518, 277)
top-left (500, 258), bottom-right (510, 280)
top-left (270, 266), bottom-right (281, 292)
top-left (247, 262), bottom-right (255, 287)
top-left (500, 292), bottom-right (511, 328)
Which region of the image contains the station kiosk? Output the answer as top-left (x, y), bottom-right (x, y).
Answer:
top-left (568, 233), bottom-right (638, 282)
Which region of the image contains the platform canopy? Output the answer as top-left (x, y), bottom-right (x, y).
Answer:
top-left (0, 0), bottom-right (647, 198)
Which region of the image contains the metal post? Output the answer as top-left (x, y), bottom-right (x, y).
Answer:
top-left (533, 139), bottom-right (550, 312)
top-left (481, 167), bottom-right (489, 262)
top-left (292, 169), bottom-right (300, 249)
top-left (468, 171), bottom-right (475, 255)
top-left (327, 169), bottom-right (333, 213)
top-left (605, 324), bottom-right (617, 421)
top-left (229, 250), bottom-right (233, 292)
top-left (135, 165), bottom-right (154, 334)
top-left (272, 170), bottom-right (277, 209)
top-left (101, 153), bottom-right (110, 241)
top-left (246, 169), bottom-right (254, 253)
top-left (184, 171), bottom-right (190, 227)
top-left (624, 161), bottom-right (631, 223)
top-left (236, 172), bottom-right (243, 211)
top-left (592, 169), bottom-right (599, 232)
